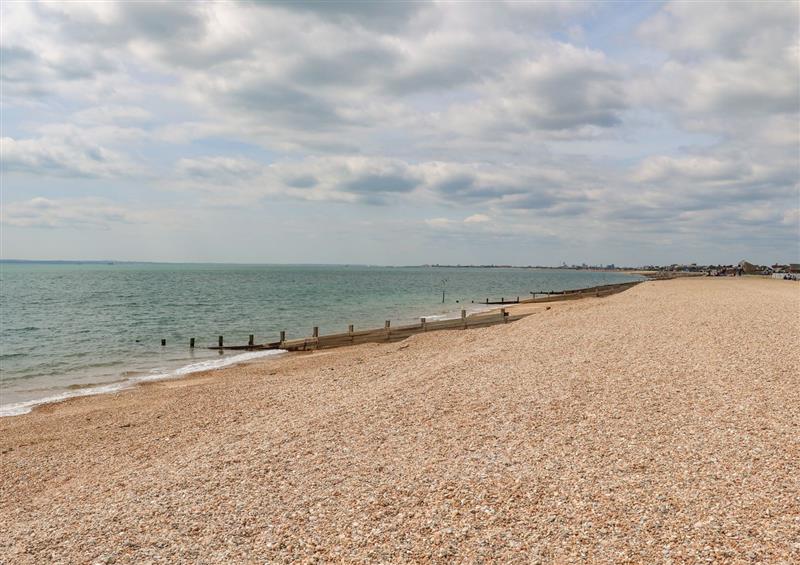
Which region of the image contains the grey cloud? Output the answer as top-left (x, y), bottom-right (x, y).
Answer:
top-left (225, 81), bottom-right (356, 129)
top-left (436, 180), bottom-right (528, 204)
top-left (501, 193), bottom-right (561, 210)
top-left (3, 136), bottom-right (142, 179)
top-left (177, 157), bottom-right (264, 181)
top-left (384, 64), bottom-right (480, 96)
top-left (433, 173), bottom-right (477, 195)
top-left (0, 45), bottom-right (36, 64)
top-left (0, 42), bottom-right (115, 101)
top-left (171, 156), bottom-right (424, 205)
top-left (265, 0), bottom-right (425, 32)
top-left (0, 197), bottom-right (134, 229)
top-left (443, 44), bottom-right (628, 137)
top-left (528, 66), bottom-right (625, 129)
top-left (342, 173), bottom-right (419, 194)
top-left (120, 2), bottom-right (206, 41)
top-left (289, 45), bottom-right (401, 88)
top-left (283, 174), bottom-right (318, 188)
top-left (543, 202), bottom-right (592, 217)
top-left (34, 1), bottom-right (206, 45)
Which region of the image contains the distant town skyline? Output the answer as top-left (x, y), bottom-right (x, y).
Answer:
top-left (2, 1), bottom-right (798, 265)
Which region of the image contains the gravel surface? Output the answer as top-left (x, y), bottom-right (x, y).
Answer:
top-left (1, 277), bottom-right (798, 564)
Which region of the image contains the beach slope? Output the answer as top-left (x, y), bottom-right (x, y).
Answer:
top-left (1, 277), bottom-right (798, 563)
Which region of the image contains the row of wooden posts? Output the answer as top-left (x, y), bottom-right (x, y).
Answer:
top-left (160, 335), bottom-right (253, 348)
top-left (273, 307), bottom-right (525, 352)
top-left (158, 307), bottom-right (517, 350)
top-left (157, 280), bottom-right (642, 351)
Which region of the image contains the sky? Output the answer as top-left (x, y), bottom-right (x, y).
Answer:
top-left (1, 0), bottom-right (798, 266)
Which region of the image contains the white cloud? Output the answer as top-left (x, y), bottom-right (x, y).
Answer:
top-left (464, 214), bottom-right (491, 224)
top-left (443, 43), bottom-right (627, 137)
top-left (3, 135), bottom-right (144, 179)
top-left (638, 1), bottom-right (796, 59)
top-left (633, 155), bottom-right (750, 183)
top-left (636, 0), bottom-right (799, 133)
top-left (72, 105), bottom-right (153, 125)
top-left (1, 197), bottom-right (135, 229)
top-left (424, 217), bottom-right (456, 229)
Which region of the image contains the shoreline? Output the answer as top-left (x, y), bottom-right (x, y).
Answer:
top-left (0, 348), bottom-right (289, 418)
top-left (0, 279), bottom-right (637, 418)
top-left (0, 296), bottom-right (567, 419)
top-left (0, 297), bottom-right (490, 418)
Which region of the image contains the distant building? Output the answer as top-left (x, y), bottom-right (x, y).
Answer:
top-left (738, 260), bottom-right (759, 274)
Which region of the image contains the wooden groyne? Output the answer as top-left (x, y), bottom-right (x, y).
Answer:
top-left (477, 281), bottom-right (641, 305)
top-left (522, 281), bottom-right (641, 303)
top-left (275, 308), bottom-right (526, 352)
top-left (481, 297), bottom-right (522, 305)
top-left (206, 280), bottom-right (643, 353)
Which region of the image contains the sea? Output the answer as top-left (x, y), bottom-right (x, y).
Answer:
top-left (0, 263), bottom-right (643, 416)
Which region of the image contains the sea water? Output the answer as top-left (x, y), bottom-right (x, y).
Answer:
top-left (0, 263), bottom-right (642, 415)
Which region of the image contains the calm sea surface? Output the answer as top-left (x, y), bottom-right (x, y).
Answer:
top-left (0, 263), bottom-right (642, 415)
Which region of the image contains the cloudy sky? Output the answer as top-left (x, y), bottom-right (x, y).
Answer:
top-left (2, 1), bottom-right (798, 265)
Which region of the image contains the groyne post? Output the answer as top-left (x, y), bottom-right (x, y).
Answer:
top-left (249, 334), bottom-right (254, 347)
top-left (189, 338), bottom-right (195, 348)
top-left (312, 326), bottom-right (319, 338)
top-left (501, 308), bottom-right (507, 323)
top-left (218, 336), bottom-right (223, 347)
top-left (161, 339), bottom-right (166, 346)
top-left (279, 330), bottom-right (286, 343)
top-left (421, 317), bottom-right (426, 331)
top-left (461, 309), bottom-right (467, 328)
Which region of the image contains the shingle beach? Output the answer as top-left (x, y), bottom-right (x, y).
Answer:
top-left (2, 277), bottom-right (798, 564)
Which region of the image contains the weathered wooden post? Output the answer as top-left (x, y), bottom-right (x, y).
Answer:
top-left (501, 308), bottom-right (507, 323)
top-left (161, 339), bottom-right (166, 346)
top-left (385, 320), bottom-right (391, 341)
top-left (348, 324), bottom-right (354, 334)
top-left (461, 309), bottom-right (467, 329)
top-left (189, 337), bottom-right (195, 348)
top-left (249, 334), bottom-right (254, 347)
top-left (486, 298), bottom-right (489, 304)
top-left (279, 330), bottom-right (286, 343)
top-left (312, 326), bottom-right (319, 338)
top-left (421, 317), bottom-right (426, 331)
top-left (218, 335), bottom-right (223, 347)
top-left (516, 296), bottom-right (519, 303)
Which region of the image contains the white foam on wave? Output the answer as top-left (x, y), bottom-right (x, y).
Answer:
top-left (0, 349), bottom-right (287, 417)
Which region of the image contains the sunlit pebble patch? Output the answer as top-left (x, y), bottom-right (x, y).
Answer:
top-left (1, 277), bottom-right (799, 563)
